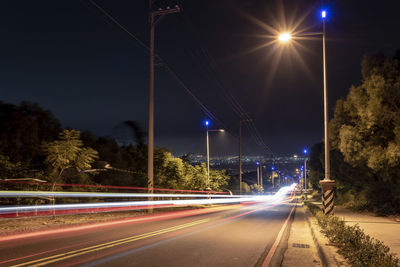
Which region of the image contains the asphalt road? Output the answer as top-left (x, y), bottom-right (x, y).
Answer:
top-left (0, 200), bottom-right (293, 267)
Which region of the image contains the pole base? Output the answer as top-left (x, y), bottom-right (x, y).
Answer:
top-left (320, 179), bottom-right (335, 215)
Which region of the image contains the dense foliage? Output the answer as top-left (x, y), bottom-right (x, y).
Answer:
top-left (0, 101), bottom-right (61, 166)
top-left (310, 51), bottom-right (400, 214)
top-left (43, 129), bottom-right (99, 190)
top-left (306, 202), bottom-right (399, 267)
top-left (0, 101), bottom-right (231, 192)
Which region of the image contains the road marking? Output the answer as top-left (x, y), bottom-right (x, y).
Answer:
top-left (9, 196), bottom-right (295, 267)
top-left (11, 218), bottom-right (210, 267)
top-left (0, 205), bottom-right (235, 243)
top-left (262, 205), bottom-right (295, 267)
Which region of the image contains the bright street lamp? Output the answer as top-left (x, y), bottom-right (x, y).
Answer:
top-left (278, 32), bottom-right (292, 42)
top-left (277, 9), bottom-right (335, 214)
top-left (204, 120), bottom-right (224, 190)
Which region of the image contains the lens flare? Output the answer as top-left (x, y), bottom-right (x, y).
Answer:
top-left (278, 33), bottom-right (291, 42)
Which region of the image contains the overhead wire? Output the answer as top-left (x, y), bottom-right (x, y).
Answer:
top-left (178, 11), bottom-right (274, 155)
top-left (86, 0), bottom-right (235, 136)
top-left (86, 0), bottom-right (273, 155)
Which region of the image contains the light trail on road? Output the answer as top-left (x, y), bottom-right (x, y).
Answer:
top-left (0, 191), bottom-right (241, 198)
top-left (0, 184), bottom-right (296, 218)
top-left (1, 196), bottom-right (295, 267)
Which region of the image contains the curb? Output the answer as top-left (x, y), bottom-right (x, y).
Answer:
top-left (304, 205), bottom-right (346, 267)
top-left (304, 208), bottom-right (329, 267)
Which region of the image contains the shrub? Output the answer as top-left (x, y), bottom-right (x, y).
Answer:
top-left (305, 202), bottom-right (399, 267)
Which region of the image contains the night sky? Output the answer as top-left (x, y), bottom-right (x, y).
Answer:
top-left (1, 0), bottom-right (400, 156)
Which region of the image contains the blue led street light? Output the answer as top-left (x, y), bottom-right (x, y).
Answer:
top-left (321, 10), bottom-right (327, 19)
top-left (204, 120), bottom-right (210, 126)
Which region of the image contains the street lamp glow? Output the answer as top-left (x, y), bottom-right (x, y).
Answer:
top-left (219, 129), bottom-right (225, 132)
top-left (278, 33), bottom-right (292, 42)
top-left (321, 10), bottom-right (327, 19)
top-left (204, 120), bottom-right (209, 126)
top-left (303, 149), bottom-right (308, 154)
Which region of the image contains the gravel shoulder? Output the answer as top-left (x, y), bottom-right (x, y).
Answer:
top-left (0, 206), bottom-right (207, 236)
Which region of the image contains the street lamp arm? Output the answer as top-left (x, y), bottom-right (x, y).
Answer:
top-left (296, 31), bottom-right (323, 36)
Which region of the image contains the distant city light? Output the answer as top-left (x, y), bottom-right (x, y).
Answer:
top-left (303, 149), bottom-right (308, 154)
top-left (256, 161), bottom-right (260, 165)
top-left (271, 166), bottom-right (275, 171)
top-left (321, 10), bottom-right (327, 18)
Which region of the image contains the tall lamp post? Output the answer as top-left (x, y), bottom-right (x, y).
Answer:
top-left (205, 120), bottom-right (224, 190)
top-left (319, 10), bottom-right (336, 215)
top-left (303, 149), bottom-right (308, 199)
top-left (271, 166), bottom-right (275, 188)
top-left (277, 9), bottom-right (335, 215)
top-left (256, 161), bottom-right (260, 187)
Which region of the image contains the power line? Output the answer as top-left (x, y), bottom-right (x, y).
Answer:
top-left (86, 0), bottom-right (238, 136)
top-left (87, 1), bottom-right (273, 155)
top-left (178, 12), bottom-right (273, 155)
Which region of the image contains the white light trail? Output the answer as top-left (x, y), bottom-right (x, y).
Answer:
top-left (0, 184), bottom-right (296, 215)
top-left (0, 191), bottom-right (242, 198)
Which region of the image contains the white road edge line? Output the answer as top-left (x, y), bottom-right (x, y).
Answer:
top-left (262, 205), bottom-right (295, 267)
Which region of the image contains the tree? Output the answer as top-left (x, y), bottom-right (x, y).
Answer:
top-left (0, 101), bottom-right (61, 166)
top-left (328, 51), bottom-right (400, 214)
top-left (0, 155), bottom-right (22, 180)
top-left (331, 53), bottom-right (400, 170)
top-left (241, 182), bottom-right (250, 193)
top-left (249, 184), bottom-right (263, 194)
top-left (123, 121), bottom-right (146, 148)
top-left (43, 129), bottom-right (98, 190)
top-left (209, 169), bottom-right (230, 191)
top-left (152, 150), bottom-right (230, 191)
top-left (308, 142), bottom-right (323, 190)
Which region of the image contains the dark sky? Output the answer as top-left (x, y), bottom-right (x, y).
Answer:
top-left (1, 0), bottom-right (400, 156)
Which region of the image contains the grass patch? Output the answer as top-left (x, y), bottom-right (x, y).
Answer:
top-left (305, 202), bottom-right (399, 267)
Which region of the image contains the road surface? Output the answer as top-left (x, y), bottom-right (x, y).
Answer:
top-left (0, 200), bottom-right (294, 267)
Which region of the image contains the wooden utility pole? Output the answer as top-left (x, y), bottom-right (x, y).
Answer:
top-left (239, 120), bottom-right (242, 195)
top-left (239, 118), bottom-right (251, 195)
top-left (148, 1), bottom-right (180, 210)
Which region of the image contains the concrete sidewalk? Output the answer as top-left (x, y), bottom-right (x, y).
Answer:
top-left (312, 202), bottom-right (400, 257)
top-left (281, 204), bottom-right (322, 266)
top-left (280, 202), bottom-right (346, 267)
top-left (281, 200), bottom-right (400, 266)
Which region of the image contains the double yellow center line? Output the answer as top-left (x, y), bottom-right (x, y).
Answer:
top-left (12, 218), bottom-right (210, 267)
